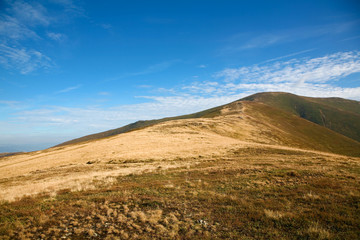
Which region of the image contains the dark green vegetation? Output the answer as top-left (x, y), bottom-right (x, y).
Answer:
top-left (1, 148), bottom-right (359, 239)
top-left (243, 92), bottom-right (360, 142)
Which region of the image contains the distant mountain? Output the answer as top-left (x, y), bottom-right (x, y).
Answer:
top-left (53, 92), bottom-right (360, 156)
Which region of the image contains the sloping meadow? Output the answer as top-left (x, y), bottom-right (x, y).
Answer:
top-left (1, 147), bottom-right (359, 239)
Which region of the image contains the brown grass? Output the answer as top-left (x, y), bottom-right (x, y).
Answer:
top-left (0, 147), bottom-right (359, 239)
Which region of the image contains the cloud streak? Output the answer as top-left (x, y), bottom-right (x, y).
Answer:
top-left (216, 51), bottom-right (360, 85)
top-left (0, 0), bottom-right (82, 74)
top-left (103, 60), bottom-right (180, 83)
top-left (0, 44), bottom-right (53, 74)
top-left (222, 21), bottom-right (357, 53)
top-left (56, 85), bottom-right (82, 94)
top-left (261, 49), bottom-right (316, 64)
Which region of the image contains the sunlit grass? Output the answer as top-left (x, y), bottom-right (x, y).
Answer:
top-left (0, 148), bottom-right (359, 239)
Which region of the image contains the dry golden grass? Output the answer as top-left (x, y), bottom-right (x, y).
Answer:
top-left (1, 146), bottom-right (359, 239)
top-left (0, 102), bottom-right (353, 201)
top-left (264, 209), bottom-right (284, 219)
top-left (0, 101), bottom-right (359, 239)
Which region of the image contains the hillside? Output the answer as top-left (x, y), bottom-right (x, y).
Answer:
top-left (55, 92), bottom-right (360, 149)
top-left (1, 92), bottom-right (360, 239)
top-left (238, 101), bottom-right (360, 156)
top-left (242, 92), bottom-right (360, 142)
top-left (1, 98), bottom-right (360, 198)
top-left (55, 105), bottom-right (223, 147)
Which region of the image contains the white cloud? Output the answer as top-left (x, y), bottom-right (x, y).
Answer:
top-left (103, 60), bottom-right (180, 83)
top-left (216, 51), bottom-right (360, 86)
top-left (0, 0), bottom-right (82, 74)
top-left (0, 100), bottom-right (20, 107)
top-left (99, 23), bottom-right (112, 30)
top-left (56, 84), bottom-right (82, 93)
top-left (9, 1), bottom-right (50, 26)
top-left (98, 91), bottom-right (110, 96)
top-left (0, 1), bottom-right (53, 74)
top-left (0, 1), bottom-right (50, 41)
top-left (182, 81), bottom-right (220, 94)
top-left (261, 49), bottom-right (316, 64)
top-left (0, 44), bottom-right (53, 74)
top-left (137, 85), bottom-right (152, 88)
top-left (221, 22), bottom-right (357, 53)
top-left (47, 32), bottom-right (66, 41)
top-left (202, 51), bottom-right (358, 100)
top-left (241, 33), bottom-right (284, 49)
top-left (0, 15), bottom-right (39, 40)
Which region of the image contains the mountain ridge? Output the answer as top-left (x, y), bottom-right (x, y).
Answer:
top-left (1, 92), bottom-right (360, 202)
top-left (55, 92), bottom-right (360, 150)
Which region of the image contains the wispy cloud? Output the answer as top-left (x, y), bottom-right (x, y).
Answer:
top-left (56, 84), bottom-right (82, 93)
top-left (0, 100), bottom-right (20, 107)
top-left (0, 44), bottom-right (53, 74)
top-left (261, 49), bottom-right (316, 63)
top-left (131, 60), bottom-right (180, 76)
top-left (99, 23), bottom-right (112, 30)
top-left (0, 0), bottom-right (82, 74)
top-left (142, 51), bottom-right (360, 102)
top-left (341, 35), bottom-right (360, 41)
top-left (216, 51), bottom-right (360, 85)
top-left (98, 91), bottom-right (110, 96)
top-left (47, 32), bottom-right (66, 42)
top-left (103, 60), bottom-right (180, 82)
top-left (0, 1), bottom-right (53, 74)
top-left (221, 21), bottom-right (357, 53)
top-left (0, 1), bottom-right (49, 41)
top-left (9, 1), bottom-right (50, 26)
top-left (0, 15), bottom-right (39, 40)
top-left (137, 85), bottom-right (152, 88)
top-left (176, 51), bottom-right (360, 100)
top-left (182, 81), bottom-right (220, 94)
top-left (241, 33), bottom-right (284, 50)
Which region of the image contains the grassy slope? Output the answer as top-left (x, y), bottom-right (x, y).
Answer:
top-left (0, 152), bottom-right (22, 158)
top-left (1, 94), bottom-right (360, 239)
top-left (309, 97), bottom-right (360, 115)
top-left (242, 101), bottom-right (360, 157)
top-left (55, 105), bottom-right (223, 147)
top-left (242, 92), bottom-right (360, 142)
top-left (1, 148), bottom-right (359, 239)
top-left (54, 92), bottom-right (360, 157)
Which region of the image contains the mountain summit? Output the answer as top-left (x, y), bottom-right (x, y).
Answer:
top-left (56, 92), bottom-right (360, 157)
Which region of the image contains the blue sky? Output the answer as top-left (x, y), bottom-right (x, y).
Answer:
top-left (1, 0), bottom-right (360, 151)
